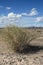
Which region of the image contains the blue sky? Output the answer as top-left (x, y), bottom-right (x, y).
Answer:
top-left (0, 0), bottom-right (43, 27)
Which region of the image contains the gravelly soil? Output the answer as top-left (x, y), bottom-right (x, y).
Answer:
top-left (0, 36), bottom-right (43, 65)
top-left (0, 51), bottom-right (43, 65)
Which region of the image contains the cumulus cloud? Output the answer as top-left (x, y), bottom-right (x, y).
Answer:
top-left (29, 8), bottom-right (38, 16)
top-left (0, 12), bottom-right (22, 25)
top-left (7, 12), bottom-right (16, 18)
top-left (16, 14), bottom-right (22, 18)
top-left (36, 16), bottom-right (43, 22)
top-left (7, 12), bottom-right (22, 19)
top-left (21, 8), bottom-right (38, 16)
top-left (0, 9), bottom-right (41, 27)
top-left (6, 7), bottom-right (11, 10)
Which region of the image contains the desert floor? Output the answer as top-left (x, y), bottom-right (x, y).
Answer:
top-left (0, 36), bottom-right (43, 65)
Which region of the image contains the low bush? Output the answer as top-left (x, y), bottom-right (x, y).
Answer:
top-left (4, 26), bottom-right (37, 53)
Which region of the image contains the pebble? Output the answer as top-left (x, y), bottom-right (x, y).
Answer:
top-left (0, 52), bottom-right (43, 65)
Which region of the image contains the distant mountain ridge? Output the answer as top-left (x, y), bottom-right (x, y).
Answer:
top-left (24, 27), bottom-right (43, 29)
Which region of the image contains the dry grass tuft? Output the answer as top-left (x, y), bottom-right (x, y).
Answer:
top-left (0, 26), bottom-right (39, 53)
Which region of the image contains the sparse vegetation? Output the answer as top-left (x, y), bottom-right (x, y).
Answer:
top-left (0, 26), bottom-right (43, 53)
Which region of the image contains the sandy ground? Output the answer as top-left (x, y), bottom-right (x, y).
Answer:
top-left (0, 37), bottom-right (43, 65)
top-left (0, 51), bottom-right (43, 65)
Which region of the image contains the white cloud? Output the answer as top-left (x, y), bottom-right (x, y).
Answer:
top-left (21, 8), bottom-right (38, 16)
top-left (16, 14), bottom-right (22, 18)
top-left (29, 8), bottom-right (38, 16)
top-left (7, 12), bottom-right (16, 18)
top-left (0, 6), bottom-right (11, 10)
top-left (0, 9), bottom-right (41, 27)
top-left (36, 16), bottom-right (43, 22)
top-left (21, 13), bottom-right (27, 16)
top-left (6, 7), bottom-right (11, 10)
top-left (0, 12), bottom-right (22, 24)
top-left (7, 12), bottom-right (22, 19)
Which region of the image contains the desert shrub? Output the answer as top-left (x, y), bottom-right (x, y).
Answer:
top-left (4, 26), bottom-right (37, 53)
